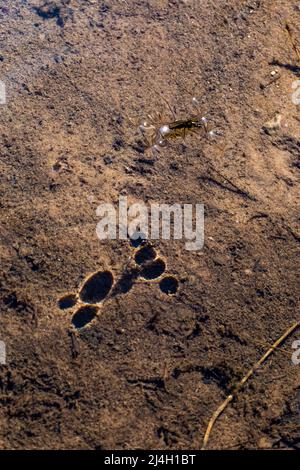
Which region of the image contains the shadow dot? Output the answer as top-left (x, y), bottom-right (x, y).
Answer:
top-left (129, 231), bottom-right (147, 248)
top-left (79, 270), bottom-right (113, 303)
top-left (159, 276), bottom-right (179, 295)
top-left (58, 293), bottom-right (77, 309)
top-left (134, 245), bottom-right (157, 265)
top-left (140, 258), bottom-right (166, 280)
top-left (72, 305), bottom-right (98, 329)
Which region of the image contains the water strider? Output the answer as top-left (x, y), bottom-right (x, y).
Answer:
top-left (138, 97), bottom-right (217, 154)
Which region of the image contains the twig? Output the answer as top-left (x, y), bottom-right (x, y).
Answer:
top-left (201, 321), bottom-right (300, 450)
top-left (285, 21), bottom-right (300, 63)
top-left (260, 74), bottom-right (281, 90)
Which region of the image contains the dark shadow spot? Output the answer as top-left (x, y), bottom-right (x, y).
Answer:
top-left (134, 244), bottom-right (157, 265)
top-left (129, 231), bottom-right (147, 248)
top-left (270, 59), bottom-right (300, 76)
top-left (33, 1), bottom-right (72, 27)
top-left (134, 157), bottom-right (155, 165)
top-left (140, 258), bottom-right (166, 280)
top-left (201, 365), bottom-right (238, 392)
top-left (131, 140), bottom-right (147, 154)
top-left (3, 292), bottom-right (22, 310)
top-left (3, 292), bottom-right (32, 314)
top-left (112, 137), bottom-right (125, 150)
top-left (34, 4), bottom-right (60, 20)
top-left (72, 305), bottom-right (98, 329)
top-left (79, 271), bottom-right (113, 303)
top-left (159, 276), bottom-right (178, 295)
top-left (256, 289), bottom-right (265, 297)
top-left (52, 162), bottom-right (61, 172)
top-left (58, 293), bottom-right (77, 310)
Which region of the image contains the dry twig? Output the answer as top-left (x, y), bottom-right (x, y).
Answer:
top-left (285, 21), bottom-right (300, 63)
top-left (201, 321), bottom-right (300, 450)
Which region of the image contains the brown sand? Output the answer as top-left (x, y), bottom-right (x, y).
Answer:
top-left (0, 0), bottom-right (299, 449)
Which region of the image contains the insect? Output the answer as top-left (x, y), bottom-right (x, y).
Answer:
top-left (138, 97), bottom-right (215, 154)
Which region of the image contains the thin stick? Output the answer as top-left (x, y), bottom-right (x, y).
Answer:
top-left (285, 21), bottom-right (300, 63)
top-left (201, 321), bottom-right (300, 450)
